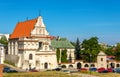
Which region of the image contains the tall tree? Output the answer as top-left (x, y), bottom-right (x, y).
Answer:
top-left (81, 37), bottom-right (101, 62)
top-left (0, 35), bottom-right (8, 45)
top-left (114, 43), bottom-right (120, 60)
top-left (56, 48), bottom-right (60, 63)
top-left (104, 45), bottom-right (114, 56)
top-left (61, 49), bottom-right (68, 62)
top-left (75, 38), bottom-right (81, 60)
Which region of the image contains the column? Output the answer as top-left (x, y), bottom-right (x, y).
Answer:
top-left (8, 42), bottom-right (11, 54)
top-left (15, 41), bottom-right (18, 55)
top-left (11, 42), bottom-right (13, 55)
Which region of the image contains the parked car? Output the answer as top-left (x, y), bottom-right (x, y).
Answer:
top-left (97, 67), bottom-right (107, 73)
top-left (107, 68), bottom-right (113, 72)
top-left (8, 70), bottom-right (18, 73)
top-left (89, 68), bottom-right (97, 71)
top-left (52, 68), bottom-right (61, 71)
top-left (3, 67), bottom-right (10, 73)
top-left (113, 68), bottom-right (120, 73)
top-left (29, 69), bottom-right (38, 72)
top-left (62, 70), bottom-right (70, 73)
top-left (79, 68), bottom-right (88, 71)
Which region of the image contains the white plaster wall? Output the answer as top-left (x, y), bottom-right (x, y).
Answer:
top-left (97, 56), bottom-right (107, 69)
top-left (0, 46), bottom-right (4, 64)
top-left (37, 54), bottom-right (58, 69)
top-left (22, 51), bottom-right (36, 69)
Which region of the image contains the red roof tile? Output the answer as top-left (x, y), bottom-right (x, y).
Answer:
top-left (10, 19), bottom-right (37, 39)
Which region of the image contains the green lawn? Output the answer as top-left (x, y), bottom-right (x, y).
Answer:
top-left (3, 71), bottom-right (80, 77)
top-left (3, 71), bottom-right (120, 77)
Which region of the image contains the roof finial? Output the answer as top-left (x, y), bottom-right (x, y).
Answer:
top-left (39, 10), bottom-right (42, 16)
top-left (26, 17), bottom-right (28, 21)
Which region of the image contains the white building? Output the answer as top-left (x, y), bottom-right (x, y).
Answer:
top-left (7, 16), bottom-right (58, 70)
top-left (0, 43), bottom-right (4, 64)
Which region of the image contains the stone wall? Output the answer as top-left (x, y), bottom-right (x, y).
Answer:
top-left (5, 54), bottom-right (19, 66)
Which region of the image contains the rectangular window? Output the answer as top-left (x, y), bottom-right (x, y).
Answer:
top-left (39, 42), bottom-right (42, 48)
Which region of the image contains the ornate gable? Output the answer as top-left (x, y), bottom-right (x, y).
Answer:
top-left (31, 16), bottom-right (49, 36)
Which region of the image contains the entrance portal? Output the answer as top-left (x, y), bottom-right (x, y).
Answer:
top-left (44, 63), bottom-right (48, 69)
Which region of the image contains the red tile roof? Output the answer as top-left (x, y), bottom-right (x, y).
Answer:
top-left (10, 19), bottom-right (37, 39)
top-left (107, 56), bottom-right (115, 58)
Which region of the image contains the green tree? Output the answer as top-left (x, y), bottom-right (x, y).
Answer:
top-left (70, 41), bottom-right (76, 47)
top-left (114, 43), bottom-right (120, 60)
top-left (0, 35), bottom-right (8, 45)
top-left (61, 49), bottom-right (68, 62)
top-left (81, 37), bottom-right (101, 62)
top-left (75, 38), bottom-right (81, 60)
top-left (104, 45), bottom-right (114, 56)
top-left (56, 48), bottom-right (60, 62)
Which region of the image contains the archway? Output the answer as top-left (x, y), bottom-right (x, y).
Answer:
top-left (77, 62), bottom-right (82, 69)
top-left (69, 65), bottom-right (73, 68)
top-left (116, 64), bottom-right (120, 68)
top-left (84, 64), bottom-right (89, 67)
top-left (110, 63), bottom-right (115, 68)
top-left (44, 63), bottom-right (48, 69)
top-left (61, 65), bottom-right (66, 68)
top-left (91, 64), bottom-right (95, 67)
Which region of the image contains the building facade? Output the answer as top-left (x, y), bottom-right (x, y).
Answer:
top-left (51, 38), bottom-right (75, 63)
top-left (0, 43), bottom-right (4, 64)
top-left (7, 16), bottom-right (58, 70)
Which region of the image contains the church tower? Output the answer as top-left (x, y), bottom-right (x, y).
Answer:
top-left (97, 51), bottom-right (107, 69)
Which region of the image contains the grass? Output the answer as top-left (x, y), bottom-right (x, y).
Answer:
top-left (91, 72), bottom-right (120, 77)
top-left (3, 71), bottom-right (120, 77)
top-left (3, 71), bottom-right (80, 77)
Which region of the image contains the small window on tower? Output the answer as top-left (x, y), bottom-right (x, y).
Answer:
top-left (101, 58), bottom-right (103, 61)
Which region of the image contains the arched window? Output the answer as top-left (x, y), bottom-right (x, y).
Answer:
top-left (91, 64), bottom-right (95, 67)
top-left (116, 64), bottom-right (120, 67)
top-left (29, 54), bottom-right (33, 60)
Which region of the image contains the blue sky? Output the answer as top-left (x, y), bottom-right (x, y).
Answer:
top-left (0, 0), bottom-right (120, 45)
